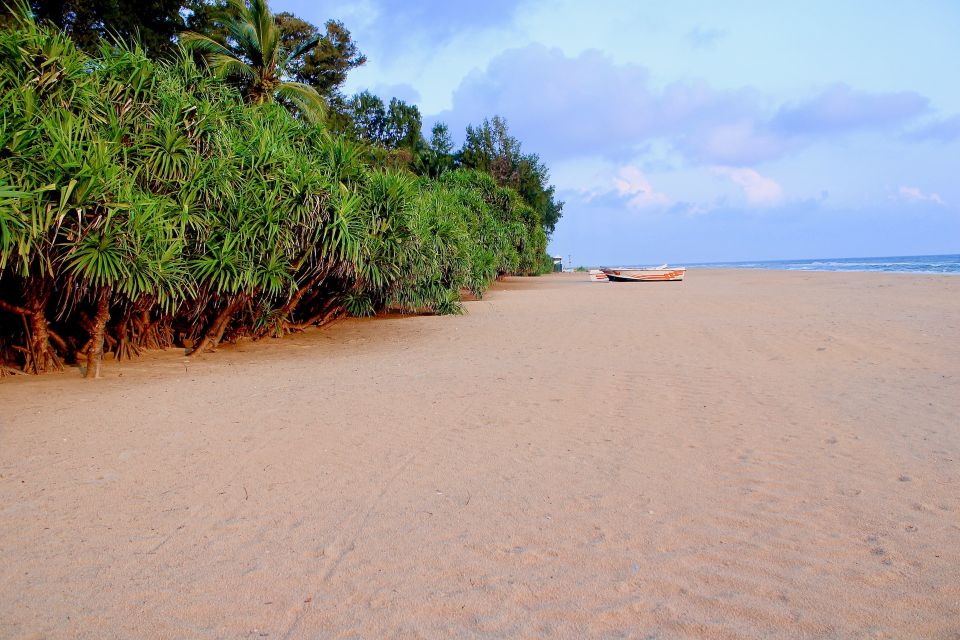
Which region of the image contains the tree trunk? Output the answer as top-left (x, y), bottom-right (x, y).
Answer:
top-left (24, 279), bottom-right (62, 374)
top-left (46, 328), bottom-right (68, 355)
top-left (134, 306), bottom-right (168, 351)
top-left (280, 277), bottom-right (313, 320)
top-left (187, 295), bottom-right (246, 356)
top-left (290, 302), bottom-right (342, 331)
top-left (139, 309), bottom-right (158, 349)
top-left (85, 288), bottom-right (111, 379)
top-left (113, 309), bottom-right (134, 361)
top-left (254, 267), bottom-right (332, 338)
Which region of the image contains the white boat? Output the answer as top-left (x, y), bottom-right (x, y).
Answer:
top-left (600, 264), bottom-right (686, 282)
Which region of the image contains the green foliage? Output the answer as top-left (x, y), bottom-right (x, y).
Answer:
top-left (413, 122), bottom-right (455, 179)
top-left (275, 13), bottom-right (365, 98)
top-left (0, 10), bottom-right (553, 375)
top-left (179, 0), bottom-right (325, 122)
top-left (459, 116), bottom-right (563, 235)
top-left (2, 0), bottom-right (187, 57)
top-left (348, 91), bottom-right (422, 151)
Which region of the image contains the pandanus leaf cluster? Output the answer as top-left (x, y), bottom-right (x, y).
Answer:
top-left (0, 12), bottom-right (550, 377)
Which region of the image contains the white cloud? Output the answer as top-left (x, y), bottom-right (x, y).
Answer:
top-left (613, 166), bottom-right (671, 209)
top-left (430, 44), bottom-right (930, 166)
top-left (711, 166), bottom-right (784, 206)
top-left (553, 161), bottom-right (672, 209)
top-left (898, 186), bottom-right (945, 205)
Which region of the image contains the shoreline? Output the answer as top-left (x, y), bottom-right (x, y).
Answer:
top-left (576, 253), bottom-right (960, 276)
top-left (581, 266), bottom-right (960, 276)
top-left (686, 266), bottom-right (960, 275)
top-left (2, 270), bottom-right (958, 638)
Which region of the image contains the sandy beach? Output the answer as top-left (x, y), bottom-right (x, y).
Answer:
top-left (1, 269), bottom-right (958, 639)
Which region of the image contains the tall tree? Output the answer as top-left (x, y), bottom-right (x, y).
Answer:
top-left (3, 0), bottom-right (185, 56)
top-left (275, 13), bottom-right (365, 98)
top-left (349, 92), bottom-right (422, 151)
top-left (413, 122), bottom-right (454, 178)
top-left (349, 90), bottom-right (387, 145)
top-left (384, 98), bottom-right (422, 150)
top-left (429, 123), bottom-right (453, 157)
top-left (460, 116), bottom-right (519, 184)
top-left (459, 116), bottom-right (563, 235)
top-left (180, 0), bottom-right (325, 122)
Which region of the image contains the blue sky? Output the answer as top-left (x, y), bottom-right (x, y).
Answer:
top-left (277, 0), bottom-right (960, 264)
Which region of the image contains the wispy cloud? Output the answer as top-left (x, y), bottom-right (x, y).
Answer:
top-left (712, 167), bottom-right (784, 206)
top-left (613, 166), bottom-right (671, 209)
top-left (898, 186), bottom-right (945, 206)
top-left (558, 162), bottom-right (671, 210)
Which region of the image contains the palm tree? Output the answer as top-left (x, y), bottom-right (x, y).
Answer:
top-left (180, 0), bottom-right (326, 122)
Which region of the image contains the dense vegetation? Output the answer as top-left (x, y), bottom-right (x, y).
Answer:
top-left (0, 2), bottom-right (561, 377)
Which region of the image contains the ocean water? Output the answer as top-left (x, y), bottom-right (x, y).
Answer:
top-left (685, 254), bottom-right (960, 275)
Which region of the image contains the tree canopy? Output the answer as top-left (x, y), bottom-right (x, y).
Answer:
top-left (0, 6), bottom-right (555, 378)
top-left (179, 0), bottom-right (326, 121)
top-left (459, 116), bottom-right (563, 235)
top-left (275, 13), bottom-right (365, 98)
top-left (349, 91), bottom-right (423, 151)
top-left (3, 0), bottom-right (186, 55)
top-left (3, 0), bottom-right (565, 238)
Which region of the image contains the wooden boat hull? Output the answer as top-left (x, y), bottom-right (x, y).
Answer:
top-left (601, 268), bottom-right (686, 282)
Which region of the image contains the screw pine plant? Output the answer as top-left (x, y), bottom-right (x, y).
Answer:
top-left (0, 7), bottom-right (553, 377)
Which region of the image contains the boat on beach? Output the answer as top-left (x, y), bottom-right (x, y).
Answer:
top-left (600, 265), bottom-right (686, 282)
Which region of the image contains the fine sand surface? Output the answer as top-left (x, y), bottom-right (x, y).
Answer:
top-left (1, 270), bottom-right (959, 639)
